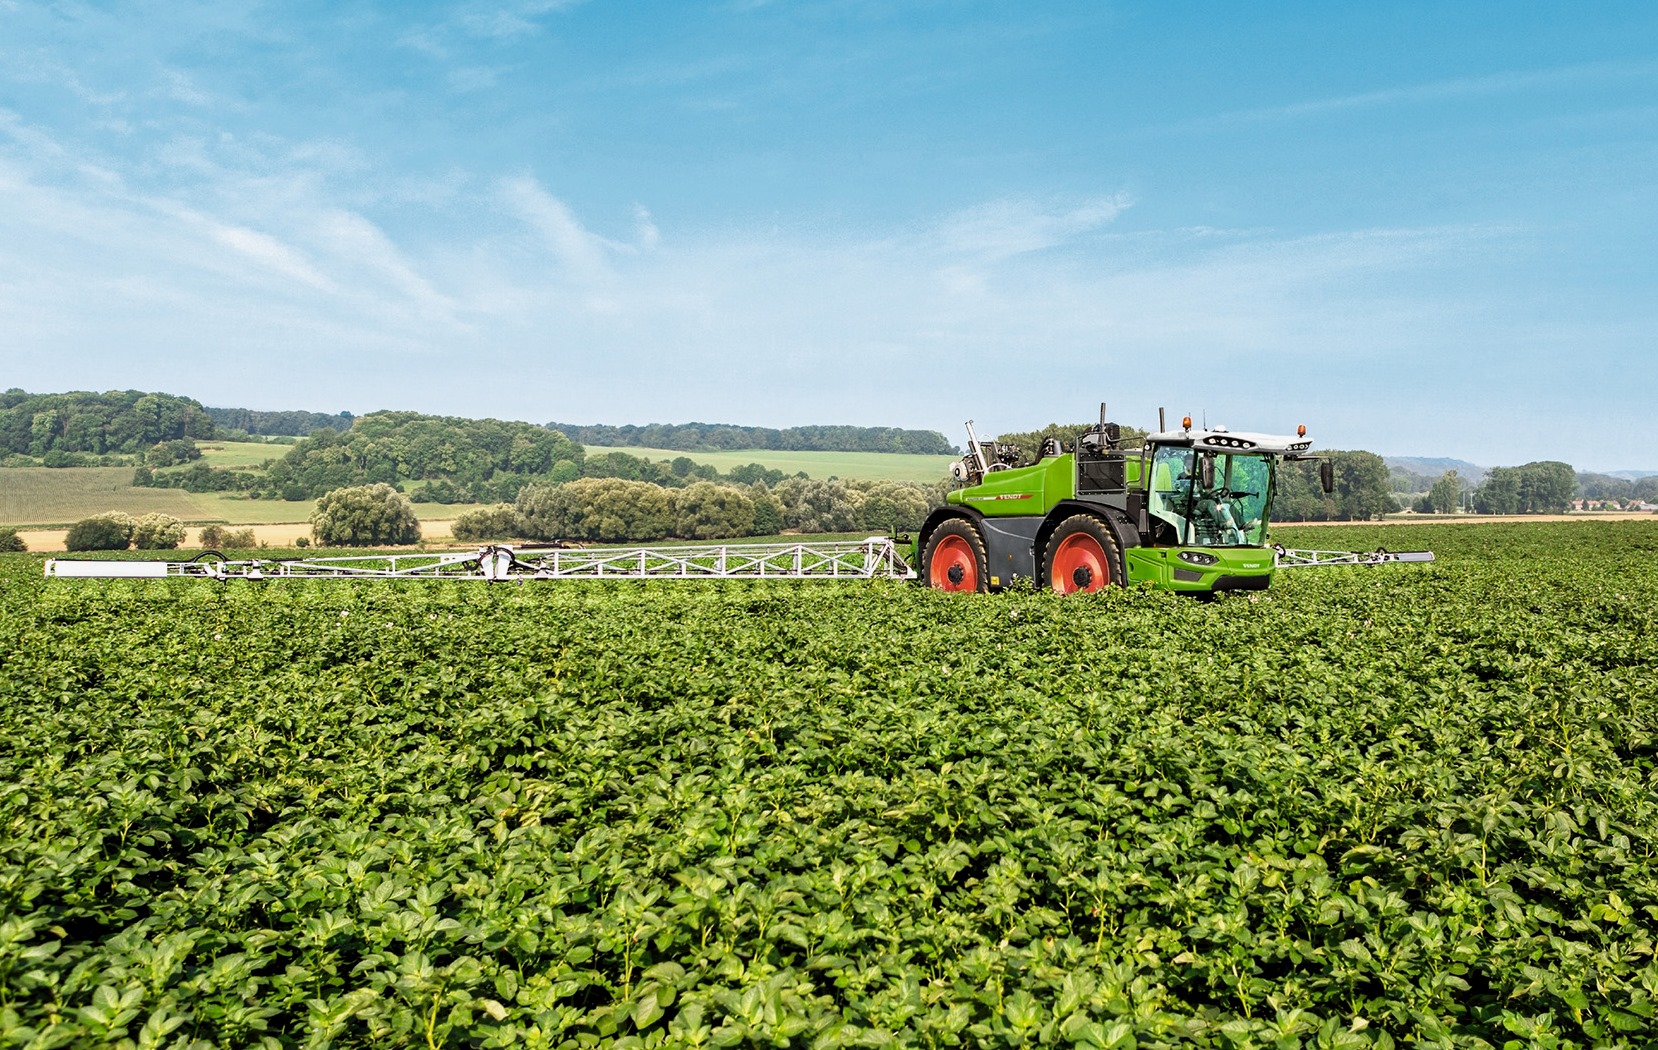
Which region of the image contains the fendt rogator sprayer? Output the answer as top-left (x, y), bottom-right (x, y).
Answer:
top-left (913, 406), bottom-right (1432, 594)
top-left (42, 403), bottom-right (1430, 588)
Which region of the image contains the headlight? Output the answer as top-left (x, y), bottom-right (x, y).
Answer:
top-left (1177, 550), bottom-right (1219, 566)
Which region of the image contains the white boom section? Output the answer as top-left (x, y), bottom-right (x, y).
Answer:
top-left (1273, 546), bottom-right (1435, 569)
top-left (44, 538), bottom-right (916, 583)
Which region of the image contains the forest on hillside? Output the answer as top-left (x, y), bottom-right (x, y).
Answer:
top-left (548, 420), bottom-right (955, 455)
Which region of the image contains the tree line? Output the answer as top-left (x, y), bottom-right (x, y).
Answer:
top-left (205, 406), bottom-right (355, 437)
top-left (132, 412), bottom-right (807, 502)
top-left (546, 421), bottom-right (955, 455)
top-left (0, 390), bottom-right (214, 461)
top-left (451, 476), bottom-right (942, 544)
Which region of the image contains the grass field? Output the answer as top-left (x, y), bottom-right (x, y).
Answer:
top-left (3, 520), bottom-right (1655, 1046)
top-left (184, 440), bottom-right (289, 469)
top-left (583, 444), bottom-right (957, 482)
top-left (0, 467), bottom-right (215, 524)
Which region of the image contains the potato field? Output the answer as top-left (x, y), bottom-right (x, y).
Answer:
top-left (1, 522), bottom-right (1655, 1049)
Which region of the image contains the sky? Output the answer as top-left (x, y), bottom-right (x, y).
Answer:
top-left (1, 1), bottom-right (1655, 471)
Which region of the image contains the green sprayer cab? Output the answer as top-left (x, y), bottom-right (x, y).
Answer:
top-left (914, 408), bottom-right (1326, 594)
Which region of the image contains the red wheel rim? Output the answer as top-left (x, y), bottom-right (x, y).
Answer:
top-left (929, 535), bottom-right (979, 592)
top-left (1051, 533), bottom-right (1108, 593)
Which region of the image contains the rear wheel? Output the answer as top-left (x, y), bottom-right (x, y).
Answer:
top-left (1043, 514), bottom-right (1123, 594)
top-left (922, 519), bottom-right (988, 593)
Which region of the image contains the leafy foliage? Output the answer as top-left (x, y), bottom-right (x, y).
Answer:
top-left (0, 390), bottom-right (215, 457)
top-left (141, 438), bottom-right (201, 468)
top-left (3, 522), bottom-right (1656, 1047)
top-left (549, 420), bottom-right (955, 455)
top-left (517, 478), bottom-right (676, 543)
top-left (130, 513), bottom-right (186, 550)
top-left (0, 527), bottom-right (24, 552)
top-left (450, 505), bottom-right (532, 543)
top-left (1276, 451), bottom-right (1396, 521)
top-left (310, 484), bottom-right (421, 547)
top-left (205, 405), bottom-right (355, 436)
top-left (265, 413), bottom-right (586, 502)
top-left (196, 525), bottom-right (257, 550)
top-left (64, 511), bottom-right (135, 551)
top-left (672, 481), bottom-right (756, 539)
top-left (1474, 461), bottom-right (1578, 514)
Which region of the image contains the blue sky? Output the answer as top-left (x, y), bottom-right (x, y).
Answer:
top-left (2, 1), bottom-right (1654, 470)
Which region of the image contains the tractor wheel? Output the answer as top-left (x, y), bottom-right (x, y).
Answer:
top-left (922, 519), bottom-right (988, 593)
top-left (1043, 514), bottom-right (1123, 594)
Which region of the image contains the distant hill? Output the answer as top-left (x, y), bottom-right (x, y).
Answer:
top-left (1384, 456), bottom-right (1487, 481)
top-left (1604, 469), bottom-right (1658, 480)
top-left (548, 421), bottom-right (955, 455)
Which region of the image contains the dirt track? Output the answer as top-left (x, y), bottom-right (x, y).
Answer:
top-left (20, 521), bottom-right (460, 553)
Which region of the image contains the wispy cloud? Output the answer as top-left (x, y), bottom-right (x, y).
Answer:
top-left (206, 221), bottom-right (335, 291)
top-left (927, 194), bottom-right (1133, 262)
top-left (162, 69), bottom-right (212, 107)
top-left (1197, 58), bottom-right (1658, 127)
top-left (497, 174), bottom-right (628, 281)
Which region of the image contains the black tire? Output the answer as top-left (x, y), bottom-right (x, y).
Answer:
top-left (922, 518), bottom-right (989, 593)
top-left (1041, 514), bottom-right (1125, 594)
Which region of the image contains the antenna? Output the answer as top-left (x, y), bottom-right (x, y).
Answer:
top-left (1158, 407), bottom-right (1166, 432)
top-left (1099, 402), bottom-right (1107, 430)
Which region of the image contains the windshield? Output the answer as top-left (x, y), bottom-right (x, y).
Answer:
top-left (1146, 446), bottom-right (1273, 547)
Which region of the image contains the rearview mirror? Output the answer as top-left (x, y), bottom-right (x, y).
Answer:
top-left (1199, 454), bottom-right (1215, 489)
top-left (1319, 460), bottom-right (1335, 494)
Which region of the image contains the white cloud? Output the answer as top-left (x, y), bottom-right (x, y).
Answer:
top-left (497, 174), bottom-right (625, 281)
top-left (162, 69), bottom-right (212, 107)
top-left (927, 194), bottom-right (1132, 262)
top-left (207, 222), bottom-right (335, 291)
top-left (314, 209), bottom-right (456, 319)
top-left (633, 205), bottom-right (660, 252)
top-left (1201, 58), bottom-right (1658, 127)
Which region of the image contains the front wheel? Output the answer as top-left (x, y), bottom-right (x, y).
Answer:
top-left (922, 519), bottom-right (988, 593)
top-left (1043, 514), bottom-right (1124, 594)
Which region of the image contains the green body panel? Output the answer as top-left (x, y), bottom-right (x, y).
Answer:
top-left (943, 451), bottom-right (1150, 516)
top-left (1123, 545), bottom-right (1276, 591)
top-left (945, 454), bottom-right (1077, 516)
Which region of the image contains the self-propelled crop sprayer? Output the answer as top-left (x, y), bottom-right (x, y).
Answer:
top-left (43, 402), bottom-right (1430, 589)
top-left (914, 406), bottom-right (1431, 595)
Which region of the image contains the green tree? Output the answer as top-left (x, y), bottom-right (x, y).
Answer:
top-left (1429, 470), bottom-right (1460, 514)
top-left (65, 512), bottom-right (135, 551)
top-left (310, 484), bottom-right (421, 546)
top-left (750, 491), bottom-right (784, 535)
top-left (772, 478), bottom-right (861, 533)
top-left (1473, 468), bottom-right (1521, 514)
top-left (1516, 461), bottom-right (1576, 513)
top-left (851, 480), bottom-right (934, 532)
top-left (1331, 451), bottom-right (1394, 520)
top-left (517, 479), bottom-right (674, 542)
top-left (672, 482), bottom-right (755, 539)
top-left (451, 505), bottom-right (531, 542)
top-left (131, 513), bottom-right (185, 550)
top-left (197, 524), bottom-right (256, 549)
top-left (0, 527), bottom-right (25, 552)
